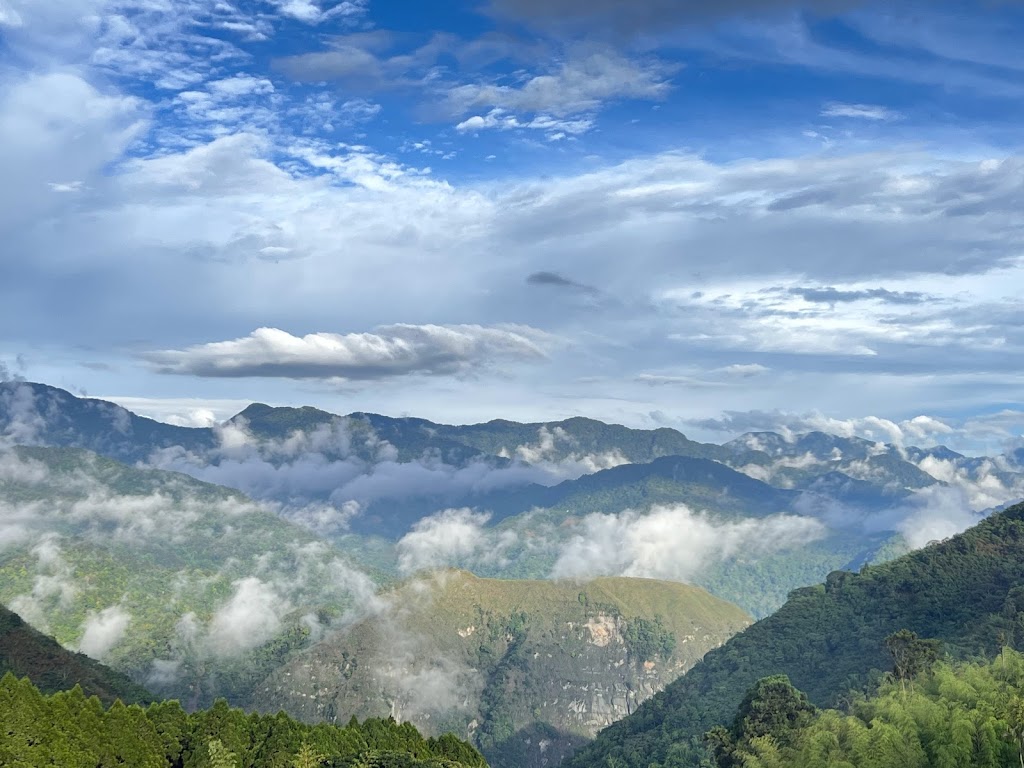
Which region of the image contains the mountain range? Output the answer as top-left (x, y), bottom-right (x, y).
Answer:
top-left (4, 379), bottom-right (1024, 768)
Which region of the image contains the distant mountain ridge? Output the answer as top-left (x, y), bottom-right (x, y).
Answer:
top-left (9, 381), bottom-right (1018, 512)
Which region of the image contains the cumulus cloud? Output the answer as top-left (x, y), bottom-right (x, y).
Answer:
top-left (550, 504), bottom-right (827, 582)
top-left (146, 324), bottom-right (550, 380)
top-left (455, 109), bottom-right (594, 138)
top-left (77, 606), bottom-right (131, 659)
top-left (396, 508), bottom-right (518, 574)
top-left (914, 454), bottom-right (1024, 511)
top-left (203, 577), bottom-right (291, 658)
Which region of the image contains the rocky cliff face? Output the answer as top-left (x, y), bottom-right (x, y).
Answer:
top-left (250, 571), bottom-right (751, 768)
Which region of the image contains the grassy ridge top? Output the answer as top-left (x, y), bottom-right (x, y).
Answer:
top-left (418, 570), bottom-right (752, 632)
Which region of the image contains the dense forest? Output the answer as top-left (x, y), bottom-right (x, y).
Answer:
top-left (0, 673), bottom-right (487, 768)
top-left (710, 648), bottom-right (1024, 768)
top-left (0, 605), bottom-right (151, 706)
top-left (566, 501), bottom-right (1024, 768)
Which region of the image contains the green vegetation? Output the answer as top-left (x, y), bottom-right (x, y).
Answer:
top-left (705, 675), bottom-right (816, 768)
top-left (0, 673), bottom-right (487, 767)
top-left (0, 445), bottom-right (372, 707)
top-left (623, 616), bottom-right (677, 663)
top-left (710, 650), bottom-right (1024, 768)
top-left (473, 456), bottom-right (800, 526)
top-left (252, 571), bottom-right (750, 768)
top-left (565, 501), bottom-right (1024, 768)
top-left (432, 417), bottom-right (742, 465)
top-left (0, 605), bottom-right (151, 705)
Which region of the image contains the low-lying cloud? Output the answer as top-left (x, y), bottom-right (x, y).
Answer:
top-left (203, 577), bottom-right (291, 658)
top-left (892, 486), bottom-right (988, 550)
top-left (396, 508), bottom-right (518, 574)
top-left (148, 419), bottom-right (626, 532)
top-left (550, 504), bottom-right (827, 582)
top-left (77, 605), bottom-right (131, 660)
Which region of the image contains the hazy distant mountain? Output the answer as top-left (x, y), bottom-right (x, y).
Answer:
top-left (724, 430), bottom-right (940, 490)
top-left (253, 570), bottom-right (751, 768)
top-left (0, 381), bottom-right (214, 462)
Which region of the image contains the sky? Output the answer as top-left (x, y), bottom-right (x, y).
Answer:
top-left (2, 0), bottom-right (1024, 454)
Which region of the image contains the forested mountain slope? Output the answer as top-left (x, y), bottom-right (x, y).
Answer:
top-left (565, 500), bottom-right (1024, 768)
top-left (0, 606), bottom-right (151, 706)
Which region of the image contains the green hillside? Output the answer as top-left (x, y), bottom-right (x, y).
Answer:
top-left (0, 606), bottom-right (151, 705)
top-left (565, 501), bottom-right (1024, 768)
top-left (253, 571), bottom-right (752, 768)
top-left (354, 456), bottom-right (898, 618)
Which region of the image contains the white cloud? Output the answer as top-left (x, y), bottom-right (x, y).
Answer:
top-left (0, 2), bottom-right (23, 28)
top-left (456, 109), bottom-right (594, 137)
top-left (821, 102), bottom-right (901, 120)
top-left (445, 47), bottom-right (671, 118)
top-left (77, 606), bottom-right (131, 659)
top-left (0, 71), bottom-right (145, 234)
top-left (894, 486), bottom-right (987, 549)
top-left (500, 425), bottom-right (629, 474)
top-left (914, 455), bottom-right (1024, 510)
top-left (550, 504), bottom-right (827, 582)
top-left (207, 74), bottom-right (275, 98)
top-left (267, 0), bottom-right (367, 24)
top-left (204, 577), bottom-right (291, 657)
top-left (7, 536), bottom-right (78, 632)
top-left (396, 508), bottom-right (518, 574)
top-left (146, 324), bottom-right (551, 380)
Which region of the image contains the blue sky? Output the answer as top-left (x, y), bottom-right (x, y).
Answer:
top-left (2, 0), bottom-right (1024, 453)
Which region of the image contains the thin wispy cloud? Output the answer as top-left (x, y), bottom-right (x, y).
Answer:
top-left (821, 102), bottom-right (902, 120)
